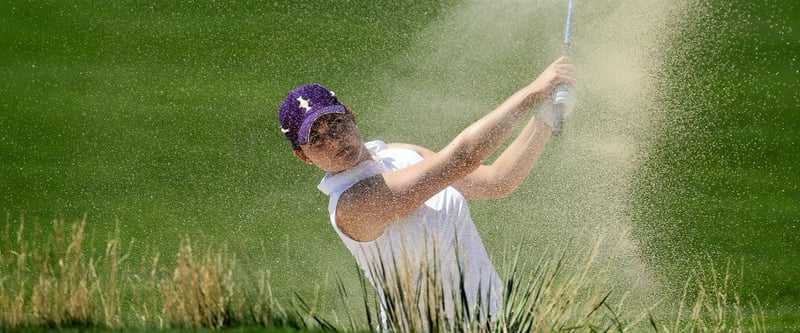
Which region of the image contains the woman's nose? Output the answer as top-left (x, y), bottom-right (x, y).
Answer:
top-left (321, 132), bottom-right (339, 148)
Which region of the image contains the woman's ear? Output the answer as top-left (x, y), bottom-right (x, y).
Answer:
top-left (293, 149), bottom-right (314, 165)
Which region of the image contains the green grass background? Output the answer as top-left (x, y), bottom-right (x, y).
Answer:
top-left (632, 1), bottom-right (799, 329)
top-left (1, 0), bottom-right (798, 330)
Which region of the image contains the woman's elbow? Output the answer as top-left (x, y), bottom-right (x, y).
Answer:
top-left (450, 127), bottom-right (497, 168)
top-left (488, 185), bottom-right (515, 199)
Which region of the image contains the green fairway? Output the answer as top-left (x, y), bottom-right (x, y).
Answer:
top-left (1, 0), bottom-right (458, 302)
top-left (631, 0), bottom-right (799, 329)
top-left (2, 0), bottom-right (798, 331)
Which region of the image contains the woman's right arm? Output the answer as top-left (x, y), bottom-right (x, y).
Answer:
top-left (335, 57), bottom-right (574, 241)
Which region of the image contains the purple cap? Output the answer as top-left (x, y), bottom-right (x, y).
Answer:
top-left (278, 83), bottom-right (346, 149)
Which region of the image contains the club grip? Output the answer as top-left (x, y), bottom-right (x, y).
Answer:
top-left (550, 84), bottom-right (571, 135)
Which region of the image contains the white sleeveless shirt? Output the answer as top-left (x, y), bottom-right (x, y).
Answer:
top-left (317, 140), bottom-right (502, 322)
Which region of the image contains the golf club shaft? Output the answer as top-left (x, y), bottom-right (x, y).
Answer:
top-left (562, 0), bottom-right (574, 56)
top-left (551, 0), bottom-right (575, 135)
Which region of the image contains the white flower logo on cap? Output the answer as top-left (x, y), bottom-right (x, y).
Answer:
top-left (297, 96), bottom-right (311, 112)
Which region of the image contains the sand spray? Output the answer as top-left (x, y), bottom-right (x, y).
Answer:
top-left (366, 0), bottom-right (691, 314)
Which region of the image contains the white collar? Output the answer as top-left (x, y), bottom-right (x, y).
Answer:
top-left (317, 141), bottom-right (388, 196)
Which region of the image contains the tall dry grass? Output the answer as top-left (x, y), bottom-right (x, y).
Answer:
top-left (341, 240), bottom-right (628, 332)
top-left (160, 239), bottom-right (234, 328)
top-left (653, 260), bottom-right (767, 333)
top-left (1, 215), bottom-right (103, 328)
top-left (0, 215), bottom-right (326, 330)
top-left (0, 214), bottom-right (768, 332)
top-left (334, 238), bottom-right (767, 332)
top-left (495, 244), bottom-right (622, 333)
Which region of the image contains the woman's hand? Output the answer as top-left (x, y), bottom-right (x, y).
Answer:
top-left (527, 56), bottom-right (575, 96)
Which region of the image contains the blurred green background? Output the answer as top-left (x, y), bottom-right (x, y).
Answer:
top-left (632, 0), bottom-right (799, 328)
top-left (1, 0), bottom-right (798, 330)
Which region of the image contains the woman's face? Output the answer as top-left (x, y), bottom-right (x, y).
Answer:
top-left (298, 112), bottom-right (366, 174)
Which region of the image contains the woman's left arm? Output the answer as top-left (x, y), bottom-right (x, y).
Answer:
top-left (390, 117), bottom-right (551, 200)
top-left (452, 116), bottom-right (552, 199)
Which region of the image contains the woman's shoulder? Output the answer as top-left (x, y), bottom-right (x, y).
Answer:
top-left (384, 142), bottom-right (435, 158)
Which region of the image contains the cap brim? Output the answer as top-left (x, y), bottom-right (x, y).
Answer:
top-left (296, 105), bottom-right (347, 146)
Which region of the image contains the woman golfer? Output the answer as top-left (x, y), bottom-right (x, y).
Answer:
top-left (278, 56), bottom-right (574, 327)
